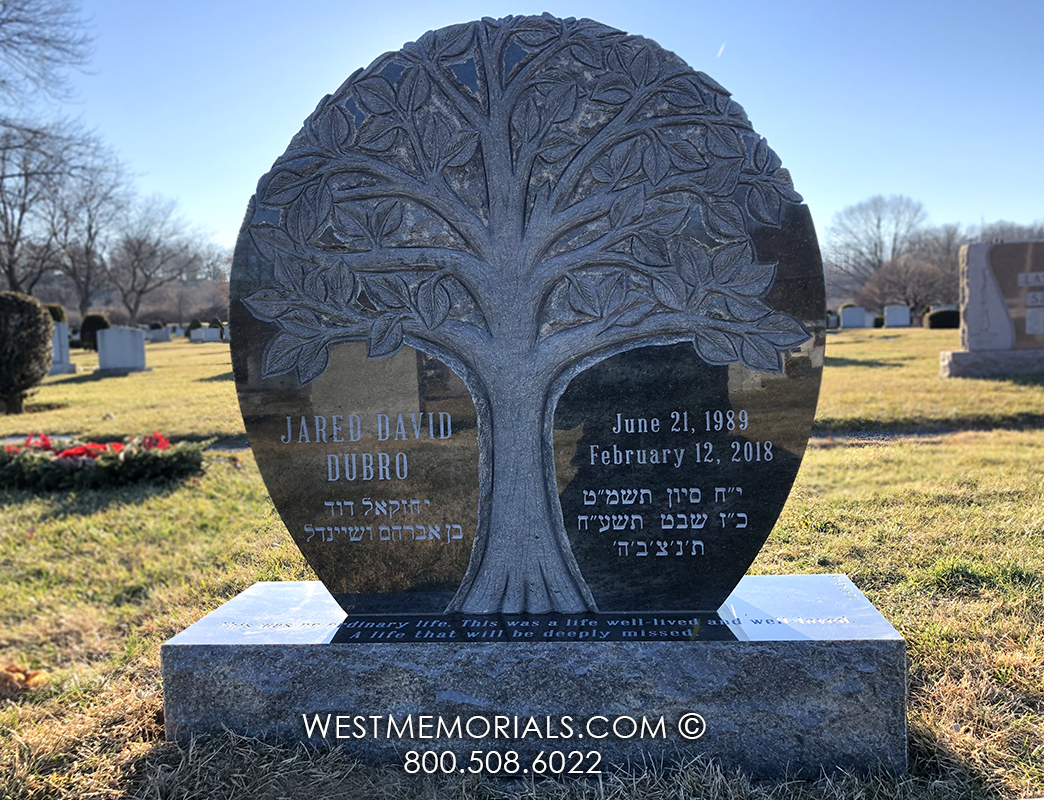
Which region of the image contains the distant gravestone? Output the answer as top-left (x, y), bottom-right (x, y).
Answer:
top-left (839, 306), bottom-right (867, 328)
top-left (190, 327), bottom-right (222, 342)
top-left (826, 311), bottom-right (839, 328)
top-left (884, 305), bottom-right (910, 327)
top-left (147, 327), bottom-right (171, 342)
top-left (48, 321), bottom-right (76, 374)
top-left (96, 327), bottom-right (148, 372)
top-left (164, 14), bottom-right (905, 776)
top-left (942, 242), bottom-right (1044, 377)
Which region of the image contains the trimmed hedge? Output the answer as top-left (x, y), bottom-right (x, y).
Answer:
top-left (925, 309), bottom-right (960, 329)
top-left (80, 313), bottom-right (111, 350)
top-left (45, 304), bottom-right (67, 323)
top-left (0, 292), bottom-right (53, 415)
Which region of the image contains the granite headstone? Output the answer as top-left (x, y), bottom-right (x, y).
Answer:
top-left (165, 14), bottom-right (904, 775)
top-left (942, 241), bottom-right (1044, 377)
top-left (96, 327), bottom-right (148, 372)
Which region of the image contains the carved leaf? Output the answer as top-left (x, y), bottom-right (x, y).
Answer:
top-left (648, 205), bottom-right (688, 236)
top-left (278, 309), bottom-right (323, 338)
top-left (363, 275), bottom-right (411, 309)
top-left (694, 329), bottom-right (739, 364)
top-left (569, 36), bottom-right (602, 68)
top-left (642, 141), bottom-right (670, 185)
top-left (631, 232), bottom-right (670, 267)
top-left (436, 23), bottom-right (474, 59)
top-left (705, 125), bottom-right (743, 159)
top-left (539, 133), bottom-right (579, 164)
top-left (417, 277), bottom-right (452, 329)
top-left (297, 337), bottom-right (332, 386)
top-left (514, 19), bottom-right (558, 47)
top-left (611, 294), bottom-right (655, 327)
top-left (374, 200), bottom-right (404, 241)
top-left (567, 275), bottom-right (600, 317)
top-left (368, 314), bottom-right (405, 357)
top-left (609, 186), bottom-right (645, 228)
top-left (445, 130), bottom-right (479, 167)
top-left (703, 158), bottom-right (743, 195)
top-left (629, 47), bottom-right (659, 87)
top-left (746, 182), bottom-right (782, 226)
top-left (728, 260), bottom-right (776, 297)
top-left (663, 137), bottom-right (706, 172)
top-left (547, 83), bottom-right (578, 123)
top-left (511, 96), bottom-right (542, 143)
top-left (662, 76), bottom-right (705, 108)
top-left (740, 334), bottom-right (781, 372)
top-left (677, 240), bottom-right (712, 288)
top-left (242, 288), bottom-right (293, 321)
top-left (702, 201), bottom-right (746, 242)
top-left (263, 171), bottom-right (311, 206)
top-left (355, 76), bottom-right (398, 115)
top-left (652, 274), bottom-right (687, 310)
top-left (756, 313), bottom-right (811, 348)
top-left (356, 115), bottom-right (399, 152)
top-left (591, 75), bottom-right (632, 105)
top-left (711, 241), bottom-right (754, 283)
top-left (262, 332), bottom-right (305, 378)
top-left (318, 106), bottom-right (353, 152)
top-left (599, 273), bottom-right (629, 313)
top-left (725, 295), bottom-right (770, 322)
top-left (398, 67), bottom-right (432, 112)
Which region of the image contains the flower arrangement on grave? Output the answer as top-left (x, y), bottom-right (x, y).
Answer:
top-left (0, 431), bottom-right (209, 490)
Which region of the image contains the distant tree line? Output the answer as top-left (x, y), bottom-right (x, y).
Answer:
top-left (0, 0), bottom-right (230, 327)
top-left (823, 194), bottom-right (1044, 313)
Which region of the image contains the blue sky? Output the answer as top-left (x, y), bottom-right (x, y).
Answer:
top-left (60, 0), bottom-right (1044, 249)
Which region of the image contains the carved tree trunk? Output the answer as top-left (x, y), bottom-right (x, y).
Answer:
top-left (447, 362), bottom-right (594, 614)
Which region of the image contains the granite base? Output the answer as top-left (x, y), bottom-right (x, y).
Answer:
top-left (161, 576), bottom-right (907, 777)
top-left (941, 348), bottom-right (1044, 378)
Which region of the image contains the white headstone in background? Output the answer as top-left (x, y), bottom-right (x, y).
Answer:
top-left (190, 327), bottom-right (223, 342)
top-left (884, 306), bottom-right (911, 327)
top-left (864, 310), bottom-right (876, 327)
top-left (839, 306), bottom-right (868, 329)
top-left (826, 312), bottom-right (839, 329)
top-left (49, 321), bottom-right (76, 374)
top-left (146, 328), bottom-right (171, 342)
top-left (97, 327), bottom-right (148, 371)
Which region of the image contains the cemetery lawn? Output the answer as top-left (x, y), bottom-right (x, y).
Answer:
top-left (0, 339), bottom-right (246, 446)
top-left (2, 327), bottom-right (1043, 799)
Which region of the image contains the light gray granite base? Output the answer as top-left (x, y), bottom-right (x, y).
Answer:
top-left (941, 348), bottom-right (1044, 378)
top-left (162, 576), bottom-right (907, 777)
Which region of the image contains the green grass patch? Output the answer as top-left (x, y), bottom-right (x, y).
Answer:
top-left (2, 329), bottom-right (1044, 798)
top-left (1, 339), bottom-right (244, 443)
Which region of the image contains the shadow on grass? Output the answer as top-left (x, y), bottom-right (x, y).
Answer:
top-left (22, 403), bottom-right (69, 413)
top-left (814, 411), bottom-right (1044, 435)
top-left (1, 481), bottom-right (190, 520)
top-left (824, 356), bottom-right (910, 369)
top-left (198, 371), bottom-right (234, 382)
top-left (117, 732), bottom-right (1005, 800)
top-left (49, 370), bottom-right (130, 384)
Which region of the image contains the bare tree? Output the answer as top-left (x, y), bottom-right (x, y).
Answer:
top-left (0, 123), bottom-right (66, 293)
top-left (46, 136), bottom-right (125, 316)
top-left (0, 0), bottom-right (90, 110)
top-left (973, 220), bottom-right (1044, 243)
top-left (106, 196), bottom-right (199, 325)
top-left (857, 256), bottom-right (952, 312)
top-left (825, 195), bottom-right (927, 295)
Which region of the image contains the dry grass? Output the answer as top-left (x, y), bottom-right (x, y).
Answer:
top-left (2, 329), bottom-right (1044, 798)
top-left (0, 339), bottom-right (244, 443)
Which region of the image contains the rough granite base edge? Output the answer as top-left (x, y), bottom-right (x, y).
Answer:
top-left (941, 348), bottom-right (1044, 378)
top-left (162, 587), bottom-right (908, 777)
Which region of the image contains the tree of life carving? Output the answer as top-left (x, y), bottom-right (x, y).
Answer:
top-left (239, 15), bottom-right (810, 614)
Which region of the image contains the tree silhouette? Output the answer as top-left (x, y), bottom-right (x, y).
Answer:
top-left (237, 15), bottom-right (810, 613)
